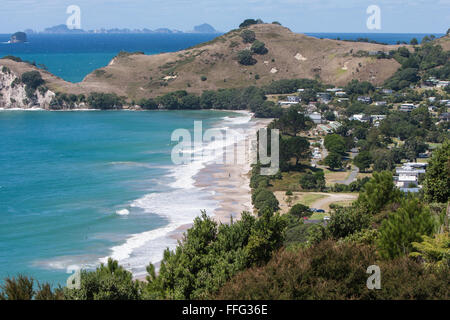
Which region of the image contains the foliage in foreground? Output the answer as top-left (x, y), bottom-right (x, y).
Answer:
top-left (0, 275), bottom-right (64, 300)
top-left (215, 241), bottom-right (449, 300)
top-left (141, 210), bottom-right (286, 299)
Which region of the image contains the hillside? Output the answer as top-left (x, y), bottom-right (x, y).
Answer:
top-left (1, 24), bottom-right (409, 104)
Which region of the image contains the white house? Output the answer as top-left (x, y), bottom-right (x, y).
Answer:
top-left (349, 114), bottom-right (370, 122)
top-left (308, 112), bottom-right (325, 124)
top-left (335, 91), bottom-right (347, 97)
top-left (394, 164), bottom-right (426, 191)
top-left (437, 81), bottom-right (449, 88)
top-left (399, 104), bottom-right (416, 112)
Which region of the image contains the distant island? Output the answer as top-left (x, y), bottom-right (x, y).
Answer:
top-left (10, 31), bottom-right (27, 43)
top-left (26, 23), bottom-right (219, 34)
top-left (192, 23), bottom-right (217, 33)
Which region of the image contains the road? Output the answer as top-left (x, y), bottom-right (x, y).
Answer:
top-left (336, 166), bottom-right (359, 185)
top-left (310, 192), bottom-right (358, 212)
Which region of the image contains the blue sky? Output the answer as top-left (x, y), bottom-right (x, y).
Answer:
top-left (1, 0), bottom-right (449, 33)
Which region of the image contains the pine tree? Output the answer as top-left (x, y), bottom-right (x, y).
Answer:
top-left (423, 140), bottom-right (450, 203)
top-left (378, 198), bottom-right (435, 259)
top-left (356, 171), bottom-right (402, 214)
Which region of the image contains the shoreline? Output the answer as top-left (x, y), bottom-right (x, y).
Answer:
top-left (134, 115), bottom-right (272, 281)
top-left (166, 116), bottom-right (272, 239)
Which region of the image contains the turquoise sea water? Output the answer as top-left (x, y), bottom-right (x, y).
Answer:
top-left (0, 110), bottom-right (242, 285)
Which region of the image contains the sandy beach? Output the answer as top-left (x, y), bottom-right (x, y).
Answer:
top-left (168, 116), bottom-right (272, 241)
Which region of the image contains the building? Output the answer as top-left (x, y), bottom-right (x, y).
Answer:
top-left (357, 96), bottom-right (372, 104)
top-left (315, 121), bottom-right (342, 135)
top-left (349, 114), bottom-right (371, 122)
top-left (374, 101), bottom-right (387, 106)
top-left (382, 89), bottom-right (393, 95)
top-left (278, 95), bottom-right (301, 106)
top-left (335, 91), bottom-right (347, 97)
top-left (316, 92), bottom-right (332, 103)
top-left (370, 115), bottom-right (387, 127)
top-left (399, 103), bottom-right (416, 112)
top-left (394, 163), bottom-right (427, 192)
top-left (437, 81), bottom-right (449, 88)
top-left (287, 96), bottom-right (301, 103)
top-left (326, 88), bottom-right (343, 93)
top-left (439, 112), bottom-right (450, 122)
top-left (307, 112), bottom-right (325, 124)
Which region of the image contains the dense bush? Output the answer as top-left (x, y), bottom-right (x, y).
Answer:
top-left (87, 92), bottom-right (123, 109)
top-left (215, 241), bottom-right (449, 300)
top-left (137, 98), bottom-right (158, 109)
top-left (299, 171), bottom-right (325, 191)
top-left (0, 275), bottom-right (63, 300)
top-left (250, 40), bottom-right (268, 54)
top-left (289, 203), bottom-right (311, 218)
top-left (237, 50), bottom-right (257, 66)
top-left (423, 140), bottom-right (450, 203)
top-left (240, 29), bottom-right (256, 43)
top-left (378, 198), bottom-right (435, 259)
top-left (142, 210), bottom-right (286, 299)
top-left (239, 19), bottom-right (259, 28)
top-left (21, 71), bottom-right (45, 98)
top-left (65, 258), bottom-right (140, 300)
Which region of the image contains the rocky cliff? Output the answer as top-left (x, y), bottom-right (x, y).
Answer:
top-left (0, 66), bottom-right (55, 109)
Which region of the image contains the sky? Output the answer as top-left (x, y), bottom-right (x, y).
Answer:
top-left (1, 0), bottom-right (449, 34)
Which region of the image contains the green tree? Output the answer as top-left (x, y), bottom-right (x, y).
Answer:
top-left (286, 136), bottom-right (310, 166)
top-left (378, 198), bottom-right (435, 259)
top-left (276, 106), bottom-right (312, 136)
top-left (410, 233), bottom-right (450, 268)
top-left (289, 203), bottom-right (311, 218)
top-left (239, 19), bottom-right (259, 28)
top-left (21, 71), bottom-right (44, 89)
top-left (410, 38), bottom-right (419, 45)
top-left (0, 275), bottom-right (63, 300)
top-left (299, 171), bottom-right (325, 191)
top-left (327, 207), bottom-right (371, 239)
top-left (64, 258), bottom-right (140, 300)
top-left (353, 151), bottom-right (372, 172)
top-left (138, 98), bottom-right (158, 109)
top-left (325, 152), bottom-right (342, 170)
top-left (237, 50), bottom-right (256, 66)
top-left (324, 134), bottom-right (346, 154)
top-left (356, 171), bottom-right (402, 214)
top-left (250, 40), bottom-right (268, 54)
top-left (240, 29), bottom-right (256, 43)
top-left (254, 189), bottom-right (279, 213)
top-left (423, 140), bottom-right (450, 203)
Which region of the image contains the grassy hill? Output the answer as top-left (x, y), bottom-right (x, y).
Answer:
top-left (0, 24), bottom-right (418, 102)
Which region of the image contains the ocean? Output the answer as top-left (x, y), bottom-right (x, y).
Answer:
top-left (0, 33), bottom-right (444, 83)
top-left (0, 110), bottom-right (251, 285)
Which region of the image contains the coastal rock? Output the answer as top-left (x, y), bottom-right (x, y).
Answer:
top-left (0, 66), bottom-right (55, 109)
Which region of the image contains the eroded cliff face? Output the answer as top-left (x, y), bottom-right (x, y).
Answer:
top-left (0, 65), bottom-right (55, 109)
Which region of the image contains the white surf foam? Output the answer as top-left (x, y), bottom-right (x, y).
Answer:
top-left (99, 112), bottom-right (254, 274)
top-left (116, 209), bottom-right (130, 216)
